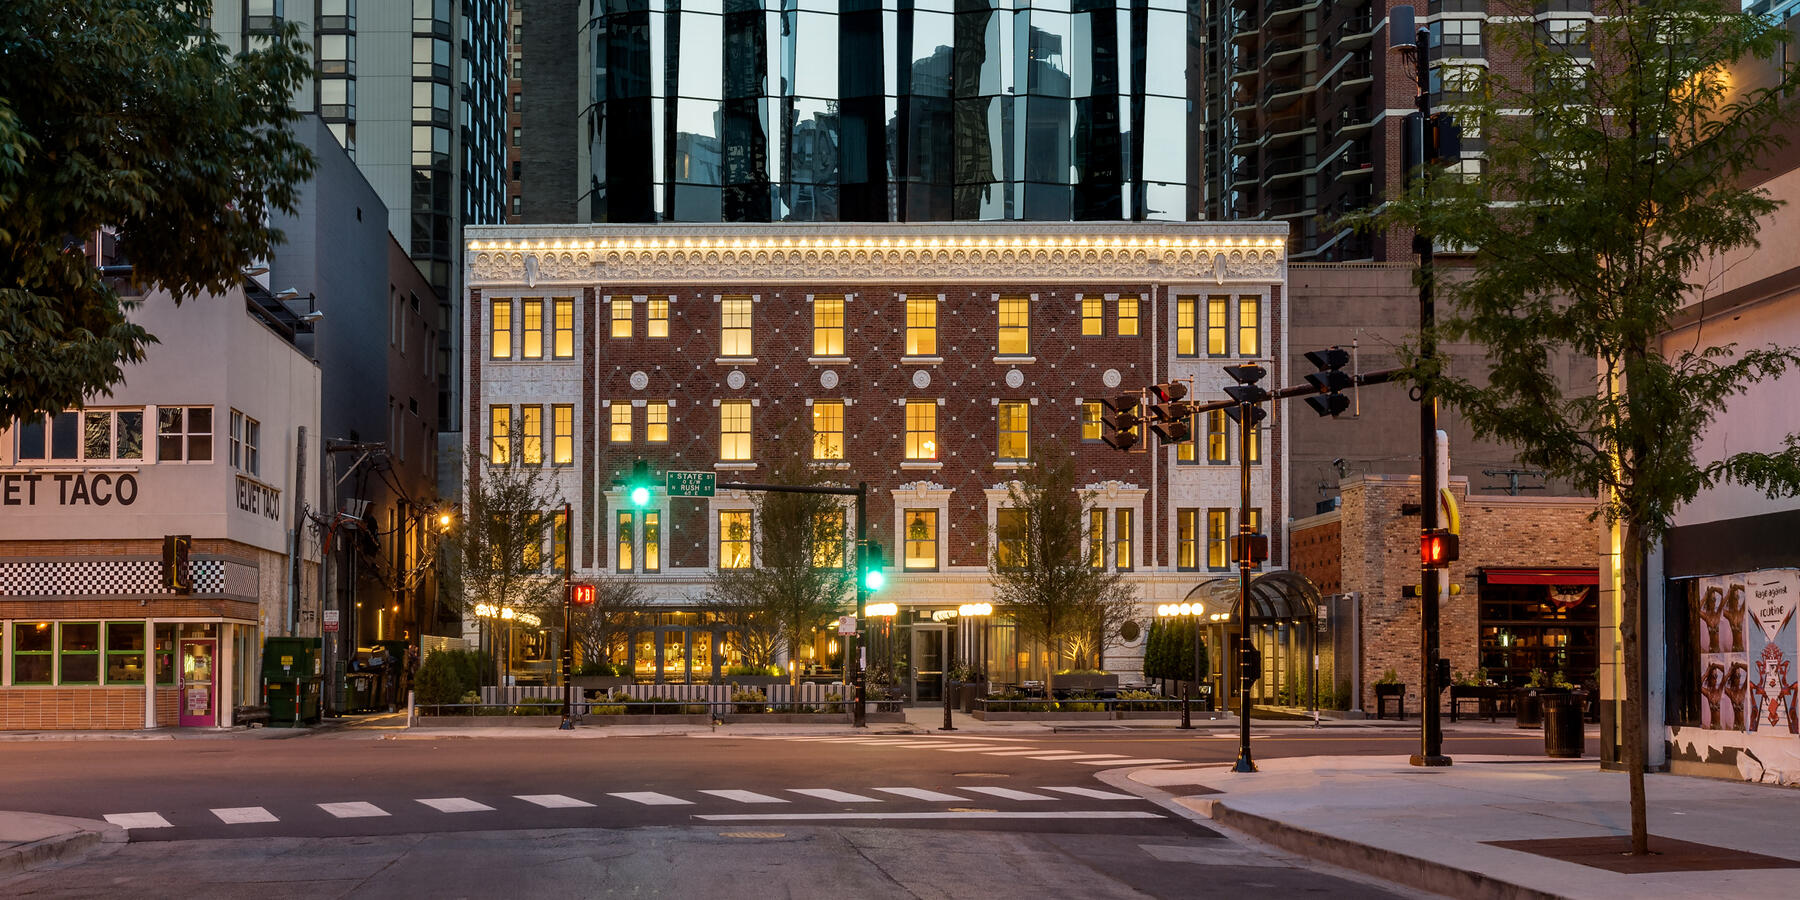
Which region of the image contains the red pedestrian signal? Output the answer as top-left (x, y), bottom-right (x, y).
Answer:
top-left (1421, 530), bottom-right (1459, 569)
top-left (570, 584), bottom-right (596, 606)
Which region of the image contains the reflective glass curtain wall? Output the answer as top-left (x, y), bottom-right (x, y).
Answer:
top-left (583, 0), bottom-right (1200, 223)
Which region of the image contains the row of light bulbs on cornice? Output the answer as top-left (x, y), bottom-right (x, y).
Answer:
top-left (467, 236), bottom-right (1285, 253)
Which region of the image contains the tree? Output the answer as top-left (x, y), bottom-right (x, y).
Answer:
top-left (704, 449), bottom-right (853, 685)
top-left (989, 442), bottom-right (1139, 695)
top-left (1353, 0), bottom-right (1800, 854)
top-left (444, 447), bottom-right (569, 684)
top-left (568, 576), bottom-right (648, 674)
top-left (0, 2), bottom-right (315, 427)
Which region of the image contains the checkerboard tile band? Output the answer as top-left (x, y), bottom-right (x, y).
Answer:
top-left (0, 560), bottom-right (229, 597)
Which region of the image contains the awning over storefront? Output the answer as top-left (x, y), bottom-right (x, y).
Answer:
top-left (1480, 568), bottom-right (1598, 586)
top-left (1184, 570), bottom-right (1322, 622)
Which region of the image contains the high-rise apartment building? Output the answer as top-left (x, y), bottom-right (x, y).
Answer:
top-left (518, 0), bottom-right (1206, 224)
top-left (211, 1), bottom-right (510, 429)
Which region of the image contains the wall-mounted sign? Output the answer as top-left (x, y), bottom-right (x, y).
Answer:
top-left (1, 471), bottom-right (138, 507)
top-left (234, 475), bottom-right (281, 521)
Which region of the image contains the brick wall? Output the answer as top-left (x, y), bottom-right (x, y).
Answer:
top-left (0, 687), bottom-right (177, 730)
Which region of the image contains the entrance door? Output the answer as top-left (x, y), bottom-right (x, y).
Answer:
top-left (911, 625), bottom-right (947, 702)
top-left (179, 639), bottom-right (216, 727)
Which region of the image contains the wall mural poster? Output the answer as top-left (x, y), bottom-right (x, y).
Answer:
top-left (1696, 575), bottom-right (1749, 731)
top-left (1745, 570), bottom-right (1799, 735)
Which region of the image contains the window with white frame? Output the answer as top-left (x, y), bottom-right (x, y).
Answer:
top-left (229, 410), bottom-right (261, 475)
top-left (157, 406), bottom-right (213, 462)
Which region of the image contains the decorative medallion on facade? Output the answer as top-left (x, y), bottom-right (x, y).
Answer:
top-left (726, 370), bottom-right (747, 390)
top-left (630, 371), bottom-right (649, 391)
top-left (1005, 369), bottom-right (1024, 389)
top-left (912, 370), bottom-right (931, 390)
top-left (820, 370), bottom-right (839, 390)
top-left (1103, 368), bottom-right (1122, 388)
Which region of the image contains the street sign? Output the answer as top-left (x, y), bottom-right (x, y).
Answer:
top-left (323, 609), bottom-right (340, 633)
top-left (666, 470), bottom-right (717, 497)
top-left (837, 614), bottom-right (858, 635)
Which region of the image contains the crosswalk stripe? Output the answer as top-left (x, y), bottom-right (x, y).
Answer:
top-left (921, 745), bottom-right (1011, 751)
top-left (847, 739), bottom-right (928, 746)
top-left (1074, 758), bottom-right (1178, 766)
top-left (979, 748), bottom-right (1052, 756)
top-left (516, 794), bottom-right (594, 809)
top-left (416, 797), bottom-right (494, 813)
top-left (104, 812), bottom-right (172, 829)
top-left (1020, 753), bottom-right (1126, 761)
top-left (211, 807), bottom-right (278, 824)
top-left (961, 786), bottom-right (1055, 801)
top-left (318, 802), bottom-right (388, 819)
top-left (700, 790), bottom-right (789, 804)
top-left (609, 792), bottom-right (693, 806)
top-left (1041, 786), bottom-right (1140, 800)
top-left (696, 811), bottom-right (1164, 822)
top-left (789, 788), bottom-right (882, 803)
top-left (873, 787), bottom-right (966, 802)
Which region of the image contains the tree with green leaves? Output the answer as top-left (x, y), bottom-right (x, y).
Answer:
top-left (1352, 0), bottom-right (1800, 854)
top-left (705, 449), bottom-right (853, 686)
top-left (989, 442), bottom-right (1139, 695)
top-left (0, 2), bottom-right (315, 427)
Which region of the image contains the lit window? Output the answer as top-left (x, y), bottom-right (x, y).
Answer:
top-left (106, 621), bottom-right (146, 685)
top-left (905, 400), bottom-right (936, 460)
top-left (997, 296), bottom-right (1030, 355)
top-left (521, 300), bottom-right (543, 358)
top-left (157, 406), bottom-right (213, 462)
top-left (814, 295), bottom-right (845, 357)
top-left (1176, 509), bottom-right (1198, 571)
top-left (1081, 297), bottom-right (1103, 336)
top-left (997, 401), bottom-right (1029, 461)
top-left (11, 622), bottom-right (52, 684)
top-left (1088, 509), bottom-right (1106, 568)
top-left (553, 298), bottom-right (574, 358)
top-left (644, 511), bottom-right (661, 572)
top-left (719, 510), bottom-right (752, 568)
top-left (489, 406), bottom-right (511, 464)
top-left (720, 400), bottom-right (751, 461)
top-left (58, 622), bottom-right (100, 684)
top-left (617, 511), bottom-right (635, 573)
top-left (553, 510), bottom-right (569, 574)
top-left (906, 295), bottom-right (937, 356)
top-left (721, 295), bottom-right (752, 357)
top-left (645, 401), bottom-right (668, 443)
top-left (1207, 296), bottom-right (1229, 356)
top-left (520, 405), bottom-right (543, 464)
top-left (490, 298), bottom-right (512, 358)
top-left (1238, 295), bottom-right (1261, 358)
top-left (1176, 412), bottom-right (1197, 464)
top-left (552, 405), bottom-right (573, 464)
top-left (522, 511), bottom-right (543, 569)
top-left (997, 508), bottom-right (1026, 569)
top-left (812, 510), bottom-right (846, 569)
top-left (1118, 296), bottom-right (1140, 336)
top-left (1176, 296), bottom-right (1197, 357)
top-left (813, 400), bottom-right (844, 460)
top-left (612, 297), bottom-right (632, 338)
top-left (1081, 401), bottom-right (1103, 442)
top-left (647, 297), bottom-right (669, 338)
top-left (610, 404), bottom-right (631, 443)
top-left (904, 509), bottom-right (937, 570)
top-left (1114, 508), bottom-right (1133, 571)
top-left (1207, 509), bottom-right (1230, 569)
top-left (1208, 409), bottom-right (1230, 463)
top-left (1248, 422), bottom-right (1262, 464)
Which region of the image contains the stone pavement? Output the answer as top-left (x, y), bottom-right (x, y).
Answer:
top-left (1123, 752), bottom-right (1800, 900)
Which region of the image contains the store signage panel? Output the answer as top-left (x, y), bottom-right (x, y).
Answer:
top-left (1, 471), bottom-right (139, 507)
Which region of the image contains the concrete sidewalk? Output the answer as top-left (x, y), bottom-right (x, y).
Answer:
top-left (1127, 753), bottom-right (1800, 900)
top-left (0, 813), bottom-right (122, 877)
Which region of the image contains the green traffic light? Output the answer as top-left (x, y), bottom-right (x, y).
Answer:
top-left (630, 485), bottom-right (651, 507)
top-left (863, 569), bottom-right (885, 591)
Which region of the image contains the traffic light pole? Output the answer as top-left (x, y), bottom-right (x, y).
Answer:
top-left (1233, 401), bottom-right (1257, 774)
top-left (560, 501), bottom-right (575, 730)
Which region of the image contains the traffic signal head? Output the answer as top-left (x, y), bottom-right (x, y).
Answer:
top-left (1303, 347), bottom-right (1349, 371)
top-left (860, 541), bottom-right (886, 591)
top-left (1101, 394), bottom-right (1142, 451)
top-left (1223, 403), bottom-right (1268, 426)
top-left (1421, 529), bottom-right (1459, 568)
top-left (1303, 346), bottom-right (1354, 418)
top-left (628, 459), bottom-right (652, 508)
top-left (1223, 363), bottom-right (1270, 407)
top-left (1305, 392), bottom-right (1350, 417)
top-left (1148, 381), bottom-right (1188, 405)
top-left (1149, 418), bottom-right (1192, 444)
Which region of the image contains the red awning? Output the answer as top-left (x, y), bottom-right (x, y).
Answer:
top-left (1481, 568), bottom-right (1599, 586)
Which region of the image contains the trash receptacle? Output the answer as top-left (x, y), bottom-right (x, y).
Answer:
top-left (262, 637), bottom-right (322, 727)
top-left (1543, 691), bottom-right (1584, 758)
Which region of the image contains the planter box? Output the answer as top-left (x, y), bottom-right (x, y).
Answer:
top-left (1114, 710), bottom-right (1184, 720)
top-left (581, 713), bottom-right (713, 726)
top-left (720, 713), bottom-right (851, 724)
top-left (972, 710), bottom-right (1114, 721)
top-left (1051, 674), bottom-right (1119, 693)
top-left (415, 715), bottom-right (565, 727)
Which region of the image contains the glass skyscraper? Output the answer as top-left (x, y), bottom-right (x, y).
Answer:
top-left (531, 0), bottom-right (1202, 223)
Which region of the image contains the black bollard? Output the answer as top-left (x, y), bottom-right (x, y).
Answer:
top-left (940, 682), bottom-right (958, 731)
top-left (1180, 682), bottom-right (1192, 730)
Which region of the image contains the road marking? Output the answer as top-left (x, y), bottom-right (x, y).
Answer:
top-left (211, 807), bottom-right (278, 824)
top-left (847, 739), bottom-right (931, 746)
top-left (609, 792), bottom-right (694, 806)
top-left (318, 802), bottom-right (388, 819)
top-left (1074, 758), bottom-right (1178, 766)
top-left (1042, 786), bottom-right (1141, 800)
top-left (695, 811), bottom-right (1164, 822)
top-left (874, 787), bottom-right (967, 802)
top-left (701, 790), bottom-right (789, 804)
top-left (516, 794), bottom-right (594, 809)
top-left (978, 748), bottom-right (1054, 756)
top-left (1019, 753), bottom-right (1127, 761)
top-left (961, 786), bottom-right (1055, 801)
top-left (788, 788), bottom-right (882, 803)
top-left (416, 797), bottom-right (494, 813)
top-left (104, 812), bottom-right (172, 830)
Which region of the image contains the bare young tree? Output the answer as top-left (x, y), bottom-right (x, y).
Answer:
top-left (567, 576), bottom-right (648, 674)
top-left (989, 442), bottom-right (1138, 694)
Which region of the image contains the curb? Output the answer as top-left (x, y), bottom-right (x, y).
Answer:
top-left (0, 816), bottom-right (125, 878)
top-left (1179, 796), bottom-right (1569, 900)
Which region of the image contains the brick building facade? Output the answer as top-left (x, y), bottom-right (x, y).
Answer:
top-left (463, 222), bottom-right (1288, 691)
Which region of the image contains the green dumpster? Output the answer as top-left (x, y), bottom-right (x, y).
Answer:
top-left (263, 637), bottom-right (322, 727)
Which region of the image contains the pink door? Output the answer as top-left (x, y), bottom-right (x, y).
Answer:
top-left (179, 640), bottom-right (216, 727)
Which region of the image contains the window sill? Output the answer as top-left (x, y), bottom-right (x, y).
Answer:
top-left (716, 357), bottom-right (759, 365)
top-left (993, 461), bottom-right (1026, 469)
top-left (901, 356), bottom-right (944, 366)
top-left (810, 461), bottom-right (852, 470)
top-left (807, 356), bottom-right (851, 366)
top-left (993, 355), bottom-right (1035, 364)
top-left (900, 460), bottom-right (943, 470)
top-left (714, 461), bottom-right (757, 470)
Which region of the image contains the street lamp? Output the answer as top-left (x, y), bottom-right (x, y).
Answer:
top-left (1157, 602), bottom-right (1206, 729)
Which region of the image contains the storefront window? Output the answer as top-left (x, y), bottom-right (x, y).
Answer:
top-left (13, 622), bottom-right (54, 684)
top-left (59, 622), bottom-right (101, 684)
top-left (107, 622), bottom-right (148, 684)
top-left (156, 624), bottom-right (178, 685)
top-left (1477, 577), bottom-right (1598, 685)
